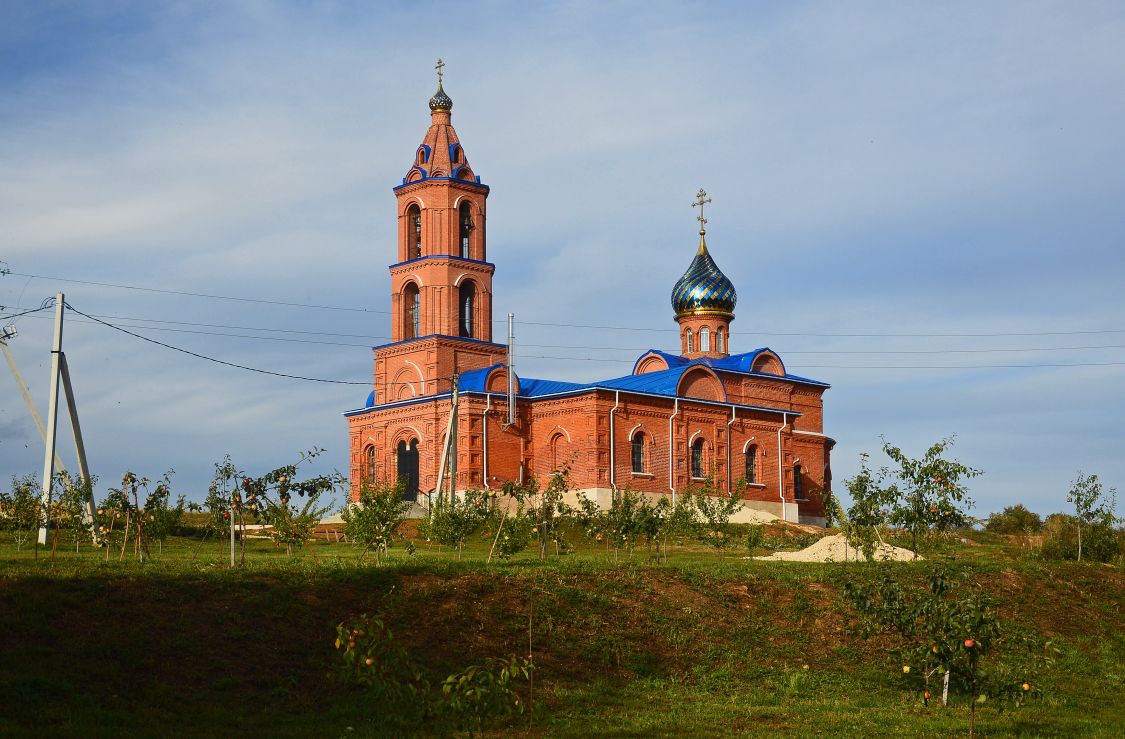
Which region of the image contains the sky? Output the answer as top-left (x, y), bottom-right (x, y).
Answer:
top-left (2, 1), bottom-right (1123, 517)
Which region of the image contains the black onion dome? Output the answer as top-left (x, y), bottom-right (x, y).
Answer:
top-left (671, 237), bottom-right (737, 318)
top-left (429, 82), bottom-right (453, 111)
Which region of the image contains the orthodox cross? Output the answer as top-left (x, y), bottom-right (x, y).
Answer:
top-left (435, 58), bottom-right (445, 86)
top-left (692, 188), bottom-right (712, 232)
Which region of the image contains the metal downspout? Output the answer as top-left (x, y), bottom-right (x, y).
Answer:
top-left (777, 412), bottom-right (789, 522)
top-left (483, 394), bottom-right (491, 490)
top-left (726, 405), bottom-right (737, 495)
top-left (668, 398), bottom-right (680, 505)
top-left (609, 391), bottom-right (621, 497)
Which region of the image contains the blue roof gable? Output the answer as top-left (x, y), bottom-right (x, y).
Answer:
top-left (631, 347), bottom-right (830, 388)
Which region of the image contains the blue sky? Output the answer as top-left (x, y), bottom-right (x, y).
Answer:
top-left (2, 1), bottom-right (1123, 516)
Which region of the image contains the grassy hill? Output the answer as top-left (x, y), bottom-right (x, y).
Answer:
top-left (1, 528), bottom-right (1123, 737)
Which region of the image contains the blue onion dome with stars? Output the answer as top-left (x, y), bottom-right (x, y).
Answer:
top-left (672, 189), bottom-right (737, 318)
top-left (429, 81), bottom-right (453, 111)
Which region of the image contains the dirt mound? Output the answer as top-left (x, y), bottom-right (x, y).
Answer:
top-left (754, 534), bottom-right (919, 562)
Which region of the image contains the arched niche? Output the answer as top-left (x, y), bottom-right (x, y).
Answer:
top-left (677, 366), bottom-right (726, 402)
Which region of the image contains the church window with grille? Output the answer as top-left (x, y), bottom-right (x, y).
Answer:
top-left (459, 281), bottom-right (476, 338)
top-left (716, 329), bottom-right (724, 354)
top-left (459, 202), bottom-right (472, 258)
top-left (745, 445), bottom-right (757, 484)
top-left (700, 327), bottom-right (711, 352)
top-left (686, 329), bottom-right (694, 353)
top-left (365, 446), bottom-right (376, 482)
top-left (403, 283), bottom-right (421, 339)
top-left (406, 204), bottom-right (422, 259)
top-left (794, 464), bottom-right (803, 499)
top-left (631, 432), bottom-right (645, 473)
top-left (691, 438), bottom-right (705, 478)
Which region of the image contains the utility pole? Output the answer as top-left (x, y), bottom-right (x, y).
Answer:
top-left (434, 375), bottom-right (459, 509)
top-left (449, 375), bottom-right (459, 502)
top-left (38, 294), bottom-right (65, 546)
top-left (32, 294), bottom-right (96, 546)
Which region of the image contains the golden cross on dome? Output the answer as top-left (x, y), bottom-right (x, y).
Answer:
top-left (435, 58), bottom-right (445, 86)
top-left (692, 188), bottom-right (712, 232)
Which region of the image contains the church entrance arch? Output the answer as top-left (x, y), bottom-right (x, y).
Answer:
top-left (396, 439), bottom-right (419, 501)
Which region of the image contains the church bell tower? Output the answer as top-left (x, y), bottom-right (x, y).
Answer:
top-left (374, 61), bottom-right (507, 404)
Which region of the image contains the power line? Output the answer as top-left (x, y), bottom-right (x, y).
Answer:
top-left (14, 306), bottom-right (1125, 357)
top-left (9, 270), bottom-right (1124, 339)
top-left (10, 271), bottom-right (385, 314)
top-left (14, 308), bottom-right (1125, 369)
top-left (64, 303), bottom-right (371, 385)
top-left (0, 304), bottom-right (53, 322)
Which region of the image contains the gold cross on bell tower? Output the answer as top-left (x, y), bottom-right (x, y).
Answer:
top-left (692, 188), bottom-right (712, 234)
top-left (435, 58), bottom-right (445, 86)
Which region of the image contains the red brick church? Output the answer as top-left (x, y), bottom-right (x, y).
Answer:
top-left (346, 70), bottom-right (834, 525)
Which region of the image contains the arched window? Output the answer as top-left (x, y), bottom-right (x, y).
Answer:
top-left (365, 446), bottom-right (376, 482)
top-left (716, 329), bottom-right (724, 354)
top-left (745, 446), bottom-right (757, 485)
top-left (452, 146), bottom-right (461, 164)
top-left (396, 439), bottom-right (419, 501)
top-left (417, 147), bottom-right (427, 164)
top-left (700, 327), bottom-right (711, 352)
top-left (691, 438), bottom-right (705, 479)
top-left (406, 204), bottom-right (422, 259)
top-left (459, 280), bottom-right (476, 338)
top-left (459, 202), bottom-right (472, 259)
top-left (794, 464), bottom-right (803, 499)
top-left (631, 432), bottom-right (645, 473)
top-left (403, 283), bottom-right (421, 339)
top-left (685, 328), bottom-right (694, 353)
top-left (550, 433), bottom-right (564, 471)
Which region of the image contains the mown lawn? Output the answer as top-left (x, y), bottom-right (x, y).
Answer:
top-left (1, 529), bottom-right (1123, 737)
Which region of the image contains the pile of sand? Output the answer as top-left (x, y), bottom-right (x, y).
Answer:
top-left (735, 507), bottom-right (780, 524)
top-left (754, 534), bottom-right (919, 563)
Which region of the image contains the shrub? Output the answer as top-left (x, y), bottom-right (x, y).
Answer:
top-left (418, 489), bottom-right (491, 559)
top-left (0, 474), bottom-right (40, 550)
top-left (1040, 513), bottom-right (1123, 563)
top-left (342, 480), bottom-right (412, 563)
top-left (335, 613), bottom-right (533, 735)
top-left (985, 505), bottom-right (1043, 535)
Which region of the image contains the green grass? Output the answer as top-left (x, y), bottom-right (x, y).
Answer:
top-left (1, 529), bottom-right (1123, 737)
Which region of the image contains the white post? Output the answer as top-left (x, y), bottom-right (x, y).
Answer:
top-left (59, 355), bottom-right (97, 539)
top-left (230, 478), bottom-right (236, 568)
top-left (507, 313), bottom-right (515, 426)
top-left (449, 375), bottom-right (459, 501)
top-left (37, 293), bottom-right (64, 546)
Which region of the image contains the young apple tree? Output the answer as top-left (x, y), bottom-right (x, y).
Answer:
top-left (881, 436), bottom-right (981, 559)
top-left (1066, 471), bottom-right (1118, 562)
top-left (342, 480), bottom-right (413, 563)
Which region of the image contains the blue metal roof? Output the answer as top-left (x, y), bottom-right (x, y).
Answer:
top-left (348, 348), bottom-right (827, 417)
top-left (456, 363), bottom-right (502, 393)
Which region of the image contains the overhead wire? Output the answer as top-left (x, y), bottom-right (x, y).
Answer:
top-left (63, 303), bottom-right (370, 386)
top-left (11, 305), bottom-right (1125, 357)
top-left (8, 269), bottom-right (1125, 339)
top-left (9, 271), bottom-right (385, 314)
top-left (7, 303), bottom-right (1124, 373)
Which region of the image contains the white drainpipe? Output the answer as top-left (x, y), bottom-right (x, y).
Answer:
top-left (668, 398), bottom-right (680, 505)
top-left (482, 394), bottom-right (492, 490)
top-left (608, 390), bottom-right (621, 496)
top-left (726, 405), bottom-right (737, 496)
top-left (777, 412), bottom-right (789, 522)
